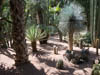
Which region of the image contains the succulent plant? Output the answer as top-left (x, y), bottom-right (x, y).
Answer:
top-left (92, 64), bottom-right (100, 75)
top-left (56, 59), bottom-right (64, 69)
top-left (26, 25), bottom-right (46, 52)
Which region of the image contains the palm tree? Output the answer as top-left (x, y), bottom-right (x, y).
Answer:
top-left (58, 2), bottom-right (86, 50)
top-left (10, 0), bottom-right (29, 65)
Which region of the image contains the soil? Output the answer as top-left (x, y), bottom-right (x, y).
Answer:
top-left (0, 34), bottom-right (99, 75)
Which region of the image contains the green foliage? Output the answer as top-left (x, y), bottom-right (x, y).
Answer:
top-left (0, 0), bottom-right (12, 47)
top-left (49, 2), bottom-right (61, 13)
top-left (25, 0), bottom-right (49, 27)
top-left (38, 25), bottom-right (54, 34)
top-left (58, 2), bottom-right (86, 35)
top-left (56, 59), bottom-right (63, 69)
top-left (26, 25), bottom-right (46, 42)
top-left (92, 64), bottom-right (100, 75)
top-left (82, 32), bottom-right (91, 44)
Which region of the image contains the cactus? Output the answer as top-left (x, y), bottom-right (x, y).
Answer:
top-left (53, 45), bottom-right (58, 54)
top-left (56, 60), bottom-right (63, 69)
top-left (92, 64), bottom-right (100, 75)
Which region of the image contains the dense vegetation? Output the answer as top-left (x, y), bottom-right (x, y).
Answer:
top-left (0, 0), bottom-right (100, 75)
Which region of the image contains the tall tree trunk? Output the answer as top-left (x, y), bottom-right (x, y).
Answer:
top-left (10, 0), bottom-right (29, 66)
top-left (69, 31), bottom-right (73, 51)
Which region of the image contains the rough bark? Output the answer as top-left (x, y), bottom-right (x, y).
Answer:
top-left (10, 0), bottom-right (29, 66)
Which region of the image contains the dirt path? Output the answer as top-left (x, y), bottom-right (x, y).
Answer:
top-left (0, 35), bottom-right (99, 75)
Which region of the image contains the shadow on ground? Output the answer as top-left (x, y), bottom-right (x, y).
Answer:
top-left (0, 62), bottom-right (46, 75)
top-left (0, 48), bottom-right (14, 59)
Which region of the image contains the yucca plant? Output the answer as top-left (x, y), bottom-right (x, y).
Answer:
top-left (26, 25), bottom-right (46, 52)
top-left (58, 2), bottom-right (86, 50)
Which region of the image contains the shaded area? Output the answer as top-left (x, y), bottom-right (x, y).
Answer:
top-left (0, 62), bottom-right (46, 75)
top-left (32, 49), bottom-right (51, 57)
top-left (38, 57), bottom-right (57, 67)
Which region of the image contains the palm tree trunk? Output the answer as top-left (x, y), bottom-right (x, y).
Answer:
top-left (69, 31), bottom-right (73, 51)
top-left (31, 41), bottom-right (37, 52)
top-left (10, 0), bottom-right (29, 66)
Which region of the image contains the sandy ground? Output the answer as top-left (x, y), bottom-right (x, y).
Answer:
top-left (0, 35), bottom-right (99, 75)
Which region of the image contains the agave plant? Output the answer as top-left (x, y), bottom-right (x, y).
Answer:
top-left (26, 25), bottom-right (46, 52)
top-left (58, 2), bottom-right (86, 50)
